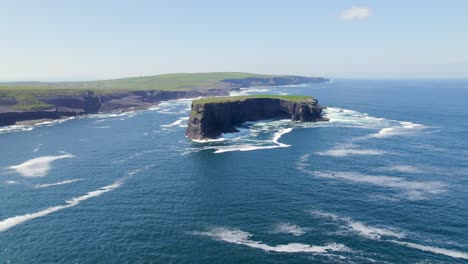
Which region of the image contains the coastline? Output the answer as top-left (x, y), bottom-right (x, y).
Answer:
top-left (0, 78), bottom-right (328, 129)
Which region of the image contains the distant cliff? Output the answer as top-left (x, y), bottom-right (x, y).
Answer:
top-left (0, 75), bottom-right (328, 127)
top-left (186, 95), bottom-right (326, 140)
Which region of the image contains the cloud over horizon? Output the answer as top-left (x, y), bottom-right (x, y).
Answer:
top-left (341, 6), bottom-right (372, 21)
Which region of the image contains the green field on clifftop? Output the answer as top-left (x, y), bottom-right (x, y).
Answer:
top-left (0, 72), bottom-right (278, 92)
top-left (0, 72), bottom-right (282, 111)
top-left (193, 95), bottom-right (314, 104)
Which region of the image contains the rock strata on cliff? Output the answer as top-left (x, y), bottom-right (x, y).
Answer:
top-left (0, 75), bottom-right (328, 127)
top-left (186, 95), bottom-right (326, 140)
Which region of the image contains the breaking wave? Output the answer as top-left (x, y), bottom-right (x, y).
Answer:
top-left (0, 117), bottom-right (77, 134)
top-left (161, 117), bottom-right (189, 128)
top-left (316, 107), bottom-right (428, 156)
top-left (197, 126), bottom-right (293, 154)
top-left (9, 153), bottom-right (75, 178)
top-left (195, 227), bottom-right (350, 253)
top-left (0, 178), bottom-right (123, 232)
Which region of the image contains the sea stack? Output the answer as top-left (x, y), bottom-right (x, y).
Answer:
top-left (186, 95), bottom-right (326, 140)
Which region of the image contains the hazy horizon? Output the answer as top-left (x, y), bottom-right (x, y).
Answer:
top-left (1, 0), bottom-right (467, 81)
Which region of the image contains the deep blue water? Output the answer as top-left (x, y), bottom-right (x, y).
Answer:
top-left (0, 79), bottom-right (467, 263)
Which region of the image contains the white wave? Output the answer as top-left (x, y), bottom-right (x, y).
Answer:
top-left (0, 117), bottom-right (76, 134)
top-left (0, 125), bottom-right (34, 134)
top-left (9, 153), bottom-right (75, 177)
top-left (272, 128), bottom-right (293, 146)
top-left (212, 127), bottom-right (293, 153)
top-left (298, 155), bottom-right (446, 200)
top-left (370, 122), bottom-right (426, 138)
top-left (348, 221), bottom-right (405, 240)
top-left (391, 241), bottom-right (468, 260)
top-left (323, 107), bottom-right (392, 129)
top-left (213, 144), bottom-right (284, 153)
top-left (317, 148), bottom-right (386, 157)
top-left (377, 165), bottom-right (423, 174)
top-left (35, 178), bottom-right (83, 188)
top-left (191, 137), bottom-right (227, 143)
top-left (229, 87), bottom-right (272, 96)
top-left (196, 228), bottom-right (350, 253)
top-left (88, 125), bottom-right (111, 129)
top-left (33, 144), bottom-right (42, 153)
top-left (0, 117), bottom-right (78, 134)
top-left (309, 211), bottom-right (405, 240)
top-left (310, 210), bottom-right (467, 260)
top-left (274, 223), bottom-right (307, 236)
top-left (161, 117), bottom-right (189, 128)
top-left (0, 178), bottom-right (123, 232)
top-left (4, 180), bottom-right (19, 185)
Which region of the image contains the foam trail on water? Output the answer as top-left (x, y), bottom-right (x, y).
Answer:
top-left (196, 228), bottom-right (350, 253)
top-left (9, 153), bottom-right (75, 177)
top-left (317, 147), bottom-right (386, 157)
top-left (376, 165), bottom-right (423, 174)
top-left (390, 241), bottom-right (468, 260)
top-left (33, 144), bottom-right (42, 153)
top-left (213, 145), bottom-right (283, 153)
top-left (4, 180), bottom-right (19, 185)
top-left (370, 122), bottom-right (426, 138)
top-left (309, 211), bottom-right (468, 260)
top-left (161, 117), bottom-right (189, 128)
top-left (212, 127), bottom-right (293, 153)
top-left (298, 154), bottom-right (447, 200)
top-left (0, 178), bottom-right (123, 232)
top-left (274, 223), bottom-right (307, 236)
top-left (35, 178), bottom-right (83, 188)
top-left (309, 211), bottom-right (405, 240)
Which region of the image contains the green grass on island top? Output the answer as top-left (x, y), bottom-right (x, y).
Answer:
top-left (193, 95), bottom-right (314, 104)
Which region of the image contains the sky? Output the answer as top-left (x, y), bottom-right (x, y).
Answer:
top-left (1, 0), bottom-right (467, 81)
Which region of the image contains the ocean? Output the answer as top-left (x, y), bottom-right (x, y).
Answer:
top-left (0, 79), bottom-right (467, 263)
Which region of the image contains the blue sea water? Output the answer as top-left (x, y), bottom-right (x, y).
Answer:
top-left (0, 79), bottom-right (467, 263)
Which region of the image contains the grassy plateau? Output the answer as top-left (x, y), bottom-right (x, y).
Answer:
top-left (0, 72), bottom-right (282, 111)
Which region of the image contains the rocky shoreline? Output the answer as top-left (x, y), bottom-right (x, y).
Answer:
top-left (0, 76), bottom-right (328, 127)
top-left (186, 96), bottom-right (326, 140)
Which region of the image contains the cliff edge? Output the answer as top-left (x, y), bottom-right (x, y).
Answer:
top-left (186, 95), bottom-right (326, 140)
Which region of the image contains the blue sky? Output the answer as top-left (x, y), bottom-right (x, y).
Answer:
top-left (1, 0), bottom-right (467, 81)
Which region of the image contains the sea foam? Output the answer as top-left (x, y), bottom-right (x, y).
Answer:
top-left (298, 154), bottom-right (447, 200)
top-left (273, 223), bottom-right (308, 236)
top-left (309, 210), bottom-right (468, 260)
top-left (309, 210), bottom-right (406, 240)
top-left (161, 117), bottom-right (189, 128)
top-left (390, 241), bottom-right (468, 260)
top-left (35, 178), bottom-right (83, 188)
top-left (9, 153), bottom-right (75, 177)
top-left (0, 178), bottom-right (123, 232)
top-left (197, 227), bottom-right (350, 253)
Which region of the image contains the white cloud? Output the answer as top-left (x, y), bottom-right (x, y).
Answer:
top-left (341, 6), bottom-right (372, 21)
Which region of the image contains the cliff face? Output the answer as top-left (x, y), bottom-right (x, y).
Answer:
top-left (0, 76), bottom-right (328, 127)
top-left (186, 97), bottom-right (325, 140)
